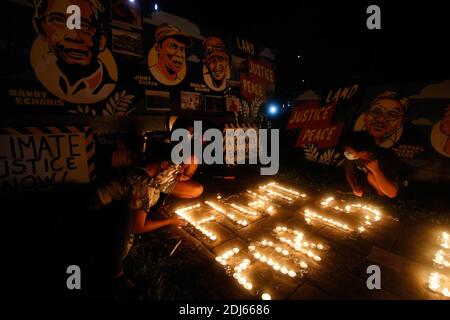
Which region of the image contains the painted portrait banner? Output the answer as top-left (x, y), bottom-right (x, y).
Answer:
top-left (141, 13), bottom-right (230, 111)
top-left (0, 127), bottom-right (95, 193)
top-left (431, 105), bottom-right (450, 157)
top-left (2, 1), bottom-right (270, 118)
top-left (287, 83), bottom-right (362, 166)
top-left (341, 80), bottom-right (450, 182)
top-left (1, 0), bottom-right (138, 116)
top-left (202, 37), bottom-right (230, 92)
top-left (30, 0), bottom-right (117, 105)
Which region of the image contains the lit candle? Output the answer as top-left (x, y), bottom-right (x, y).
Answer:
top-left (259, 186), bottom-right (293, 202)
top-left (205, 200), bottom-right (249, 226)
top-left (229, 203), bottom-right (259, 216)
top-left (441, 232), bottom-right (450, 249)
top-left (266, 182), bottom-right (306, 198)
top-left (304, 209), bottom-right (354, 233)
top-left (428, 272), bottom-right (450, 297)
top-left (433, 250), bottom-right (450, 268)
top-left (299, 261), bottom-right (308, 269)
top-left (261, 293), bottom-right (272, 300)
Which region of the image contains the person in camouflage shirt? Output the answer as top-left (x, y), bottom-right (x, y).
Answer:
top-left (88, 143), bottom-right (185, 293)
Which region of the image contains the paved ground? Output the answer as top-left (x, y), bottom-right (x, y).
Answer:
top-left (130, 170), bottom-right (450, 300)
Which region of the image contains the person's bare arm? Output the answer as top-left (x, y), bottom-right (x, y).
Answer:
top-left (131, 210), bottom-right (184, 234)
top-left (345, 165), bottom-right (363, 196)
top-left (365, 160), bottom-right (398, 198)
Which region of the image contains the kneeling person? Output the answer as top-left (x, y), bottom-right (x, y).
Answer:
top-left (343, 131), bottom-right (400, 199)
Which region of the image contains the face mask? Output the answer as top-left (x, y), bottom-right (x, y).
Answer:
top-left (344, 151), bottom-right (359, 160)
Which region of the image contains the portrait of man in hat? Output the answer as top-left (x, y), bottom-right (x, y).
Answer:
top-left (148, 23), bottom-right (192, 86)
top-left (31, 0), bottom-right (117, 104)
top-left (202, 36), bottom-right (229, 91)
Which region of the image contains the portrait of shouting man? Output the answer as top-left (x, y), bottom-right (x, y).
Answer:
top-left (31, 0), bottom-right (117, 104)
top-left (149, 23), bottom-right (192, 86)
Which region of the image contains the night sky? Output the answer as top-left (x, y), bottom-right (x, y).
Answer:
top-left (158, 0), bottom-right (450, 99)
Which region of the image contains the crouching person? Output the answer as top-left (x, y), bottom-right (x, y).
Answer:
top-left (85, 143), bottom-right (185, 297)
top-left (343, 131), bottom-right (401, 199)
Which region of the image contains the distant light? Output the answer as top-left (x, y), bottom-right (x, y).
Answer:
top-left (269, 105), bottom-right (278, 115)
top-left (129, 0), bottom-right (135, 3)
top-left (154, 3), bottom-right (158, 10)
top-left (297, 55), bottom-right (301, 59)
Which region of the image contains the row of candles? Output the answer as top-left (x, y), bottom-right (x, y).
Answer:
top-left (175, 200), bottom-right (260, 241)
top-left (428, 232), bottom-right (450, 298)
top-left (176, 183), bottom-right (317, 300)
top-left (304, 208), bottom-right (356, 233)
top-left (205, 200), bottom-right (249, 226)
top-left (273, 226), bottom-right (324, 262)
top-left (258, 182), bottom-right (307, 203)
top-left (303, 196), bottom-right (385, 234)
top-left (175, 203), bottom-right (218, 241)
top-left (215, 247), bottom-right (272, 300)
top-left (320, 197), bottom-right (382, 222)
top-left (249, 241), bottom-right (300, 278)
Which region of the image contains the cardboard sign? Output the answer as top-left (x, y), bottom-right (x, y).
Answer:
top-left (0, 127), bottom-right (95, 193)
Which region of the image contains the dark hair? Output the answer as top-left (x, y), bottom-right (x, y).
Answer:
top-left (343, 131), bottom-right (376, 152)
top-left (139, 142), bottom-right (173, 166)
top-left (171, 117), bottom-right (194, 132)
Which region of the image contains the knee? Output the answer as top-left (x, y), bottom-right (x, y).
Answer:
top-left (192, 183), bottom-right (203, 198)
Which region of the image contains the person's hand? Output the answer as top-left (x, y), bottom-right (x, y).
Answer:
top-left (364, 159), bottom-right (380, 173)
top-left (352, 186), bottom-right (364, 197)
top-left (168, 217), bottom-right (187, 227)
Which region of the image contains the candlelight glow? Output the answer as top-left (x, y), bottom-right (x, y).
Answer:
top-left (428, 272), bottom-right (450, 297)
top-left (205, 201), bottom-right (249, 226)
top-left (304, 208), bottom-right (353, 232)
top-left (427, 231), bottom-right (450, 298)
top-left (247, 190), bottom-right (272, 202)
top-left (266, 182), bottom-right (307, 198)
top-left (318, 197), bottom-right (382, 224)
top-left (433, 250), bottom-right (450, 268)
top-left (259, 186), bottom-right (293, 202)
top-left (248, 242), bottom-right (301, 277)
top-left (441, 232), bottom-right (449, 249)
top-left (261, 293), bottom-right (272, 300)
top-left (229, 203), bottom-right (260, 216)
top-left (176, 204), bottom-right (217, 241)
top-left (273, 226), bottom-right (323, 262)
top-left (216, 249), bottom-right (254, 292)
